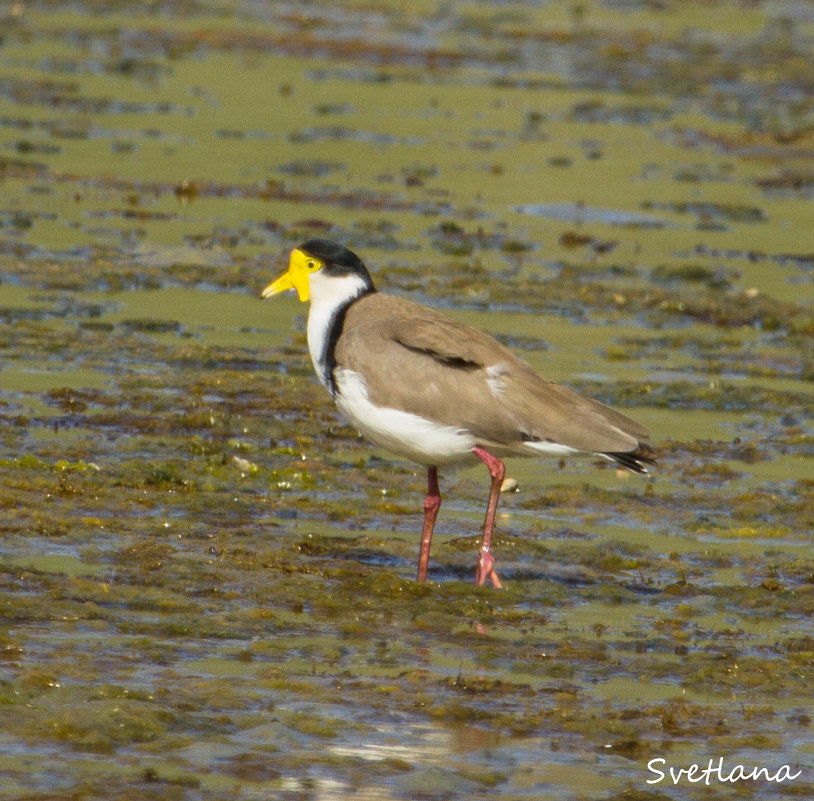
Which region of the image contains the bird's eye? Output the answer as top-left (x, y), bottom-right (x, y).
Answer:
top-left (306, 260), bottom-right (317, 271)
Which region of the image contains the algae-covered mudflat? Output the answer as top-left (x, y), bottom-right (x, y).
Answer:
top-left (0, 2), bottom-right (812, 799)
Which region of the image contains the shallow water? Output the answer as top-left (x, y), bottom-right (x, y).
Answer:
top-left (1, 2), bottom-right (812, 800)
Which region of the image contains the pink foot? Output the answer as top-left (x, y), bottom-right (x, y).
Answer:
top-left (475, 549), bottom-right (503, 589)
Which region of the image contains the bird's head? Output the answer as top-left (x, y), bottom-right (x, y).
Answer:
top-left (262, 239), bottom-right (374, 304)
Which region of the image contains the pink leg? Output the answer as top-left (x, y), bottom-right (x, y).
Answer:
top-left (472, 446), bottom-right (505, 588)
top-left (417, 466), bottom-right (441, 582)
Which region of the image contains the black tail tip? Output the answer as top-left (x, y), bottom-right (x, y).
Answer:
top-left (605, 443), bottom-right (657, 474)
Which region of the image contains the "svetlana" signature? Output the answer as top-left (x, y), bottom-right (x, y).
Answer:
top-left (646, 757), bottom-right (802, 785)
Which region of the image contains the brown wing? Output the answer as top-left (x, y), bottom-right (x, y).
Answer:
top-left (335, 293), bottom-right (650, 456)
top-left (496, 366), bottom-right (651, 452)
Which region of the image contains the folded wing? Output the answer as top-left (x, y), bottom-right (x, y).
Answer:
top-left (335, 293), bottom-right (654, 469)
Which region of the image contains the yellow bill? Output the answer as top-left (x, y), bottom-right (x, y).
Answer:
top-left (261, 248), bottom-right (321, 302)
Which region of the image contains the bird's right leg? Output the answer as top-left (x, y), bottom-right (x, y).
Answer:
top-left (473, 446), bottom-right (505, 588)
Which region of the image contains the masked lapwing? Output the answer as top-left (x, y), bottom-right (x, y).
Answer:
top-left (262, 239), bottom-right (655, 587)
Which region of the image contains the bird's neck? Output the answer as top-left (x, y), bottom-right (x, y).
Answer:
top-left (306, 274), bottom-right (373, 395)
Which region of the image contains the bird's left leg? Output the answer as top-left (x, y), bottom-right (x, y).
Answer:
top-left (472, 446), bottom-right (504, 588)
top-left (416, 466), bottom-right (441, 582)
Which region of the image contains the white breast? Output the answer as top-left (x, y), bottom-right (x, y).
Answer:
top-left (333, 367), bottom-right (476, 466)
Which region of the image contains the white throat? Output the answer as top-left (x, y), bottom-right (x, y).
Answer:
top-left (305, 271), bottom-right (370, 392)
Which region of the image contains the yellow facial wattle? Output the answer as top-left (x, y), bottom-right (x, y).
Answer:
top-left (261, 248), bottom-right (322, 302)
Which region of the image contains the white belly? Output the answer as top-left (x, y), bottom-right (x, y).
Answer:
top-left (333, 367), bottom-right (475, 466)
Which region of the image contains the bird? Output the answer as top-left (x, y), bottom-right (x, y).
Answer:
top-left (262, 239), bottom-right (655, 587)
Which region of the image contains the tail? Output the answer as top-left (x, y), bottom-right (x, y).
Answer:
top-left (603, 442), bottom-right (657, 474)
